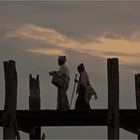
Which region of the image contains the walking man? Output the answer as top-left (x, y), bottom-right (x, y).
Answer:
top-left (50, 56), bottom-right (70, 110)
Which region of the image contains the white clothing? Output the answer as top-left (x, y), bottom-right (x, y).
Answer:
top-left (77, 71), bottom-right (89, 93)
top-left (57, 64), bottom-right (70, 110)
top-left (59, 64), bottom-right (70, 81)
top-left (77, 71), bottom-right (95, 103)
top-left (79, 71), bottom-right (89, 87)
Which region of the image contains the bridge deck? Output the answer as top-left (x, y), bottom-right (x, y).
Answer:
top-left (0, 109), bottom-right (140, 134)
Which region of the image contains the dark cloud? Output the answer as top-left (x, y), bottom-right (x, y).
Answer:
top-left (1, 1), bottom-right (140, 40)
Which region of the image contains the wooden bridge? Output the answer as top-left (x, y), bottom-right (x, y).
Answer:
top-left (0, 58), bottom-right (140, 139)
top-left (0, 109), bottom-right (140, 138)
top-left (0, 109), bottom-right (140, 128)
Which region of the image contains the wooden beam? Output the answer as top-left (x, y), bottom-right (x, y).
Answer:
top-left (1, 60), bottom-right (19, 139)
top-left (16, 109), bottom-right (108, 127)
top-left (0, 109), bottom-right (140, 134)
top-left (29, 74), bottom-right (41, 139)
top-left (107, 58), bottom-right (119, 139)
top-left (135, 74), bottom-right (140, 140)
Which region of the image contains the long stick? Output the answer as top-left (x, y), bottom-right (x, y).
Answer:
top-left (70, 74), bottom-right (78, 108)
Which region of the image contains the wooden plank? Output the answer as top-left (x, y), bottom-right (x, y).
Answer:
top-left (0, 109), bottom-right (140, 131)
top-left (107, 58), bottom-right (119, 139)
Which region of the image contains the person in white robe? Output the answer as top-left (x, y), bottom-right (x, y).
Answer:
top-left (75, 63), bottom-right (97, 110)
top-left (57, 56), bottom-right (70, 110)
top-left (49, 56), bottom-right (70, 110)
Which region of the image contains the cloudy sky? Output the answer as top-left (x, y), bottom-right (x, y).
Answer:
top-left (0, 1), bottom-right (140, 139)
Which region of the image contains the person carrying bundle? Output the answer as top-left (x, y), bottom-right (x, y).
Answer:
top-left (49, 56), bottom-right (70, 111)
top-left (75, 63), bottom-right (97, 110)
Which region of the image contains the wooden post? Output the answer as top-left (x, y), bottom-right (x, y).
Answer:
top-left (1, 60), bottom-right (19, 139)
top-left (135, 74), bottom-right (140, 140)
top-left (29, 74), bottom-right (41, 139)
top-left (107, 58), bottom-right (119, 139)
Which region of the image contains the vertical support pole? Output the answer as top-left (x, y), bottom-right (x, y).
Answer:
top-left (2, 60), bottom-right (18, 139)
top-left (107, 58), bottom-right (119, 139)
top-left (135, 74), bottom-right (140, 140)
top-left (29, 74), bottom-right (41, 139)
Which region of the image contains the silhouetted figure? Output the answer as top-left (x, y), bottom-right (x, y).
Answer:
top-left (49, 56), bottom-right (70, 110)
top-left (75, 63), bottom-right (97, 110)
top-left (42, 133), bottom-right (46, 140)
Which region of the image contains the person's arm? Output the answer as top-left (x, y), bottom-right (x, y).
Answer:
top-left (49, 71), bottom-right (57, 76)
top-left (87, 79), bottom-right (98, 100)
top-left (74, 79), bottom-right (78, 83)
top-left (94, 92), bottom-right (98, 100)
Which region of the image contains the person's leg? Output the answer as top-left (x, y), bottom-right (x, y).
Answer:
top-left (57, 88), bottom-right (61, 110)
top-left (61, 89), bottom-right (70, 110)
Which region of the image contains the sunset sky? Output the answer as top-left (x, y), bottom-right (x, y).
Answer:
top-left (0, 1), bottom-right (140, 139)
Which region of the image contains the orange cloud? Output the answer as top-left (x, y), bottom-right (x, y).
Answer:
top-left (27, 48), bottom-right (66, 56)
top-left (6, 24), bottom-right (140, 66)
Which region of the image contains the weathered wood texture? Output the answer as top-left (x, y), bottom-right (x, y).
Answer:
top-left (2, 60), bottom-right (19, 139)
top-left (29, 74), bottom-right (41, 139)
top-left (135, 74), bottom-right (140, 140)
top-left (107, 58), bottom-right (119, 139)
